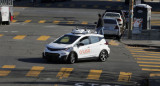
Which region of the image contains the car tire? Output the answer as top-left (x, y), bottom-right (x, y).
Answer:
top-left (2, 22), bottom-right (6, 25)
top-left (67, 52), bottom-right (76, 64)
top-left (6, 21), bottom-right (10, 25)
top-left (46, 58), bottom-right (52, 62)
top-left (42, 53), bottom-right (45, 59)
top-left (99, 50), bottom-right (108, 62)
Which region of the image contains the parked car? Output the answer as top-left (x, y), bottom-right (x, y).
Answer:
top-left (102, 18), bottom-right (121, 40)
top-left (103, 12), bottom-right (123, 28)
top-left (104, 10), bottom-right (126, 29)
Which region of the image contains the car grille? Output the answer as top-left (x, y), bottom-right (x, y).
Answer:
top-left (47, 47), bottom-right (65, 51)
top-left (45, 52), bottom-right (60, 58)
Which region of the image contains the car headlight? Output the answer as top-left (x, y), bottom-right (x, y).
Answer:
top-left (65, 47), bottom-right (72, 51)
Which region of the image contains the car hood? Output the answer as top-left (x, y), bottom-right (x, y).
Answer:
top-left (47, 43), bottom-right (72, 49)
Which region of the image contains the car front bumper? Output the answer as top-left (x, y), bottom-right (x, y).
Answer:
top-left (43, 52), bottom-right (68, 62)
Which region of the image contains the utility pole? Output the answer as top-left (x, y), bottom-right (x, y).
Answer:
top-left (128, 0), bottom-right (134, 39)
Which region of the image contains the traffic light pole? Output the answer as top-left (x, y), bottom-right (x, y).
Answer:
top-left (128, 0), bottom-right (134, 39)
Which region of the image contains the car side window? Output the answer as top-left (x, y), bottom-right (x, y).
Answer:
top-left (99, 37), bottom-right (104, 41)
top-left (90, 36), bottom-right (100, 44)
top-left (79, 37), bottom-right (90, 45)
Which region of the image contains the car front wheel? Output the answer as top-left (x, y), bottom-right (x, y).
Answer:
top-left (67, 52), bottom-right (76, 64)
top-left (99, 50), bottom-right (108, 62)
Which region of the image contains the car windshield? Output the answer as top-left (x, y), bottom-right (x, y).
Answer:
top-left (104, 13), bottom-right (120, 18)
top-left (104, 19), bottom-right (117, 24)
top-left (54, 35), bottom-right (80, 44)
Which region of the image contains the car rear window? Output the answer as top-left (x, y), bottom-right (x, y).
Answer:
top-left (104, 19), bottom-right (117, 24)
top-left (104, 13), bottom-right (120, 18)
top-left (54, 35), bottom-right (80, 44)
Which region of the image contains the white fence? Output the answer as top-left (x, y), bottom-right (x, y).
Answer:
top-left (0, 0), bottom-right (13, 6)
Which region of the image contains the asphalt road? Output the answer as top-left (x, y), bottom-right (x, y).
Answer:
top-left (0, 0), bottom-right (160, 86)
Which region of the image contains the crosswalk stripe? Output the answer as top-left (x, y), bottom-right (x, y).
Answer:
top-left (24, 20), bottom-right (32, 23)
top-left (136, 58), bottom-right (160, 61)
top-left (131, 53), bottom-right (160, 56)
top-left (56, 68), bottom-right (73, 79)
top-left (2, 65), bottom-right (15, 68)
top-left (26, 66), bottom-right (44, 77)
top-left (53, 20), bottom-right (60, 24)
top-left (129, 50), bottom-right (147, 53)
top-left (137, 61), bottom-right (160, 64)
top-left (142, 68), bottom-right (160, 71)
top-left (136, 57), bottom-right (160, 59)
top-left (67, 21), bottom-right (74, 24)
top-left (13, 35), bottom-right (26, 40)
top-left (147, 54), bottom-right (160, 55)
top-left (127, 47), bottom-right (148, 50)
top-left (151, 21), bottom-right (160, 23)
top-left (139, 65), bottom-right (160, 68)
top-left (109, 40), bottom-right (119, 46)
top-left (152, 12), bottom-right (160, 14)
top-left (133, 55), bottom-right (160, 58)
top-left (13, 12), bottom-right (20, 18)
top-left (37, 36), bottom-right (50, 41)
top-left (87, 70), bottom-right (102, 80)
top-left (130, 51), bottom-right (160, 53)
top-left (118, 72), bottom-right (132, 82)
top-left (126, 46), bottom-right (150, 49)
top-left (81, 21), bottom-right (88, 25)
top-left (12, 20), bottom-right (17, 23)
top-left (0, 65), bottom-right (15, 76)
top-left (54, 84), bottom-right (58, 86)
top-left (0, 34), bottom-right (3, 37)
top-left (150, 73), bottom-right (160, 77)
top-left (38, 20), bottom-right (46, 23)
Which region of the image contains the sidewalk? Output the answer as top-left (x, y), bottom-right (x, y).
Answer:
top-left (121, 39), bottom-right (160, 47)
top-left (121, 30), bottom-right (160, 48)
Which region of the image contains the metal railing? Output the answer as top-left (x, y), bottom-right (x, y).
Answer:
top-left (0, 0), bottom-right (13, 6)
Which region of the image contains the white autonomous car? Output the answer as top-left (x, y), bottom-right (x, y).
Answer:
top-left (42, 29), bottom-right (110, 64)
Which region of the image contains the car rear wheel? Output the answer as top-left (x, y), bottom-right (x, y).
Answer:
top-left (67, 52), bottom-right (76, 64)
top-left (99, 50), bottom-right (108, 62)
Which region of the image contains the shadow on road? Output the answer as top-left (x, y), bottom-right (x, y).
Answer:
top-left (18, 58), bottom-right (54, 64)
top-left (17, 57), bottom-right (105, 64)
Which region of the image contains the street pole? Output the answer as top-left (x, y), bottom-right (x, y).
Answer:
top-left (128, 0), bottom-right (134, 39)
